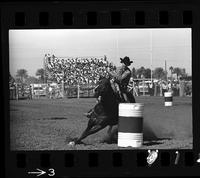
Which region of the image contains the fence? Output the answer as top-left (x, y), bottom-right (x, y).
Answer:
top-left (10, 86), bottom-right (17, 100)
top-left (128, 80), bottom-right (192, 97)
top-left (10, 81), bottom-right (192, 100)
top-left (10, 84), bottom-right (32, 100)
top-left (65, 85), bottom-right (95, 98)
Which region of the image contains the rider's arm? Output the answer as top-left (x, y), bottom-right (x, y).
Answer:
top-left (108, 71), bottom-right (117, 78)
top-left (108, 66), bottom-right (122, 79)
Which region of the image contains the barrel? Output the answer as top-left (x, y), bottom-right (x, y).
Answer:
top-left (164, 92), bottom-right (173, 106)
top-left (118, 103), bottom-right (144, 148)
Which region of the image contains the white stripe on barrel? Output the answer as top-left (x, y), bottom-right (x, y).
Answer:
top-left (118, 103), bottom-right (144, 148)
top-left (164, 92), bottom-right (173, 106)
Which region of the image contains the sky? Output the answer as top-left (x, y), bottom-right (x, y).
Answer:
top-left (9, 28), bottom-right (191, 77)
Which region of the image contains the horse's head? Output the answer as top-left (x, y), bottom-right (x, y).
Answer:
top-left (94, 77), bottom-right (113, 99)
top-left (94, 76), bottom-right (119, 119)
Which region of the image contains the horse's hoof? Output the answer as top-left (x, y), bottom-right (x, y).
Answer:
top-left (68, 141), bottom-right (75, 146)
top-left (83, 113), bottom-right (91, 118)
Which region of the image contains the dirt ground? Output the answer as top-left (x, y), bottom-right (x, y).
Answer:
top-left (10, 96), bottom-right (192, 150)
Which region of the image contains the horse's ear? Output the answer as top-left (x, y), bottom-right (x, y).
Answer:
top-left (99, 75), bottom-right (104, 81)
top-left (107, 75), bottom-right (111, 80)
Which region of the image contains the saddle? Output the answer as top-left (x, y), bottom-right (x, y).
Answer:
top-left (109, 79), bottom-right (135, 103)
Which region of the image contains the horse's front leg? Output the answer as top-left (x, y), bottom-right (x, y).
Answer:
top-left (71, 117), bottom-right (107, 145)
top-left (79, 124), bottom-right (107, 142)
top-left (75, 124), bottom-right (107, 144)
top-left (107, 125), bottom-right (113, 135)
top-left (74, 127), bottom-right (92, 144)
top-left (71, 118), bottom-right (94, 144)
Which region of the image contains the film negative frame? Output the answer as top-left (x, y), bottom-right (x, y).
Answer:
top-left (2, 0), bottom-right (200, 177)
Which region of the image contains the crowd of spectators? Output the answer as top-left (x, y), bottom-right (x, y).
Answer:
top-left (45, 54), bottom-right (116, 86)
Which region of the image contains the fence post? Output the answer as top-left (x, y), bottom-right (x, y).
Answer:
top-left (179, 80), bottom-right (185, 97)
top-left (62, 80), bottom-right (64, 98)
top-left (87, 83), bottom-right (89, 97)
top-left (77, 84), bottom-right (80, 99)
top-left (142, 79), bottom-right (145, 96)
top-left (132, 81), bottom-right (138, 96)
top-left (160, 84), bottom-right (163, 96)
top-left (16, 84), bottom-right (18, 100)
top-left (154, 83), bottom-right (157, 96)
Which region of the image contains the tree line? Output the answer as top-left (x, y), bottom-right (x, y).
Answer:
top-left (11, 68), bottom-right (46, 85)
top-left (132, 66), bottom-right (188, 80)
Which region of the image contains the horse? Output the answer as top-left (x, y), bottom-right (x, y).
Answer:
top-left (69, 77), bottom-right (135, 145)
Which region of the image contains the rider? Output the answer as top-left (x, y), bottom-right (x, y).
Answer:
top-left (109, 56), bottom-right (133, 102)
top-left (84, 56), bottom-right (133, 118)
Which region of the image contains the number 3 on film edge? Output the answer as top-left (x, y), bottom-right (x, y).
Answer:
top-left (48, 168), bottom-right (55, 177)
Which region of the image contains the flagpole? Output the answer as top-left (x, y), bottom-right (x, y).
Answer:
top-left (43, 55), bottom-right (46, 84)
top-left (150, 31), bottom-right (153, 82)
top-left (116, 31), bottom-right (119, 60)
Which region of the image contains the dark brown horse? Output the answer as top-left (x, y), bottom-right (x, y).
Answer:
top-left (69, 77), bottom-right (135, 145)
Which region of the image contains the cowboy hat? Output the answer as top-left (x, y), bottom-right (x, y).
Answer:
top-left (120, 56), bottom-right (133, 66)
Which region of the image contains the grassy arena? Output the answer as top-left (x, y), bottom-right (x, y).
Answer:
top-left (10, 96), bottom-right (192, 150)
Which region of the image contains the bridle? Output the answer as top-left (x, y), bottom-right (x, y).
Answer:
top-left (94, 79), bottom-right (116, 102)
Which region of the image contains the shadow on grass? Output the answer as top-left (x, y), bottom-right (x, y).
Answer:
top-left (143, 138), bottom-right (171, 146)
top-left (10, 108), bottom-right (18, 111)
top-left (100, 124), bottom-right (172, 146)
top-left (42, 117), bottom-right (68, 120)
top-left (65, 122), bottom-right (172, 146)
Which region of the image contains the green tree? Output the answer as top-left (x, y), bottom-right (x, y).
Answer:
top-left (181, 68), bottom-right (187, 77)
top-left (153, 67), bottom-right (166, 79)
top-left (36, 68), bottom-right (46, 83)
top-left (173, 67), bottom-right (182, 79)
top-left (9, 73), bottom-right (15, 86)
top-left (25, 76), bottom-right (39, 85)
top-left (16, 69), bottom-right (28, 83)
top-left (136, 67), bottom-right (146, 78)
top-left (144, 68), bottom-right (151, 78)
top-left (131, 67), bottom-right (137, 78)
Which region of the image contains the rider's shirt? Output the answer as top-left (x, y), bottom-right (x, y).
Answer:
top-left (110, 65), bottom-right (131, 92)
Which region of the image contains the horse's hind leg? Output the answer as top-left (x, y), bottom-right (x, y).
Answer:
top-left (75, 121), bottom-right (107, 144)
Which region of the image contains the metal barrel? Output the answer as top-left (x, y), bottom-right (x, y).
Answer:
top-left (118, 103), bottom-right (144, 148)
top-left (164, 92), bottom-right (173, 106)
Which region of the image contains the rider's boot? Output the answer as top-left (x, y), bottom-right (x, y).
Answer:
top-left (84, 109), bottom-right (93, 118)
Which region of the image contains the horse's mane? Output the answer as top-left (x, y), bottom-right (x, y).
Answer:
top-left (97, 77), bottom-right (118, 117)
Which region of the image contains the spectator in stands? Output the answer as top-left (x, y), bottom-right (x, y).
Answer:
top-left (45, 55), bottom-right (117, 87)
